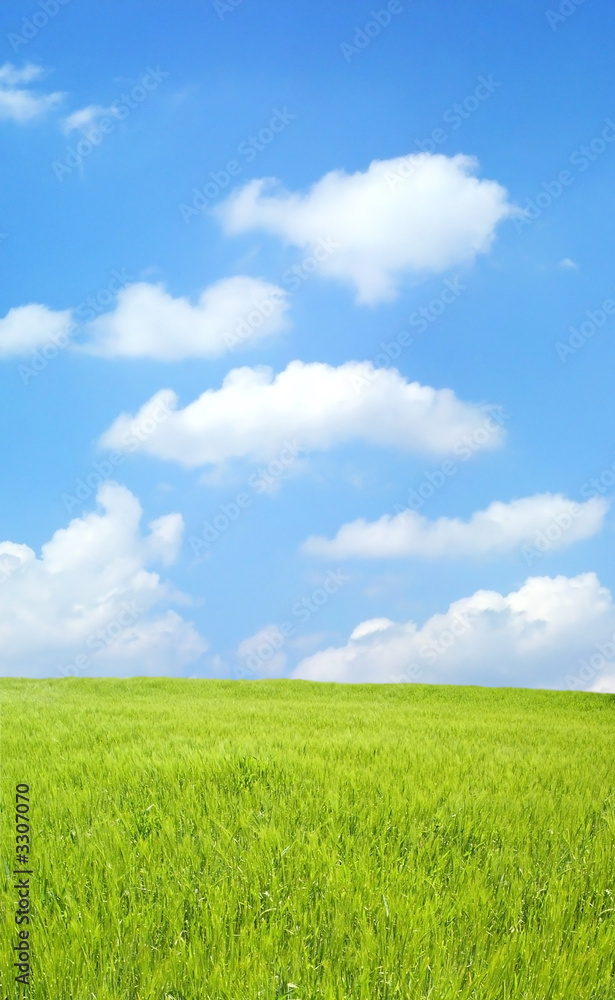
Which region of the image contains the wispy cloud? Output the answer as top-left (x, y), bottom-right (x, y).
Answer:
top-left (61, 103), bottom-right (122, 134)
top-left (0, 62), bottom-right (64, 122)
top-left (303, 493), bottom-right (608, 559)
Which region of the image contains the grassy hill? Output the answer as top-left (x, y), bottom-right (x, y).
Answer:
top-left (1, 679), bottom-right (614, 999)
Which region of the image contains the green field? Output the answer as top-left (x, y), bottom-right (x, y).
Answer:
top-left (1, 679), bottom-right (614, 1000)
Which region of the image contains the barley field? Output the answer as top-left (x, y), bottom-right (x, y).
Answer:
top-left (1, 678), bottom-right (614, 999)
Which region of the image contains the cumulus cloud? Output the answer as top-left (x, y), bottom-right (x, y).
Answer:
top-left (99, 360), bottom-right (504, 469)
top-left (292, 573), bottom-right (615, 690)
top-left (0, 275), bottom-right (289, 361)
top-left (61, 103), bottom-right (121, 134)
top-left (0, 303), bottom-right (73, 357)
top-left (303, 493), bottom-right (609, 559)
top-left (0, 483), bottom-right (207, 677)
top-left (0, 62), bottom-right (64, 122)
top-left (0, 276), bottom-right (289, 360)
top-left (217, 152), bottom-right (514, 304)
top-left (84, 276), bottom-right (289, 359)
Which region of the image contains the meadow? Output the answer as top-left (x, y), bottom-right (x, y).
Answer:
top-left (1, 678), bottom-right (614, 1000)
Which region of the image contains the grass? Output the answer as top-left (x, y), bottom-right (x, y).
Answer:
top-left (1, 678), bottom-right (614, 999)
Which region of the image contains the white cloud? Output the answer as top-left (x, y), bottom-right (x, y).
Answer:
top-left (0, 64), bottom-right (44, 85)
top-left (590, 675), bottom-right (615, 694)
top-left (304, 493), bottom-right (609, 559)
top-left (217, 152), bottom-right (514, 304)
top-left (0, 303), bottom-right (73, 357)
top-left (0, 276), bottom-right (289, 360)
top-left (61, 103), bottom-right (121, 134)
top-left (350, 618), bottom-right (395, 640)
top-left (84, 276), bottom-right (289, 360)
top-left (0, 62), bottom-right (64, 122)
top-left (292, 573), bottom-right (615, 690)
top-left (559, 257), bottom-right (579, 270)
top-left (99, 361), bottom-right (504, 469)
top-left (0, 483), bottom-right (207, 677)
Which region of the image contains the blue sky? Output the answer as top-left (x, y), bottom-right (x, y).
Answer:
top-left (2, 0), bottom-right (615, 689)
